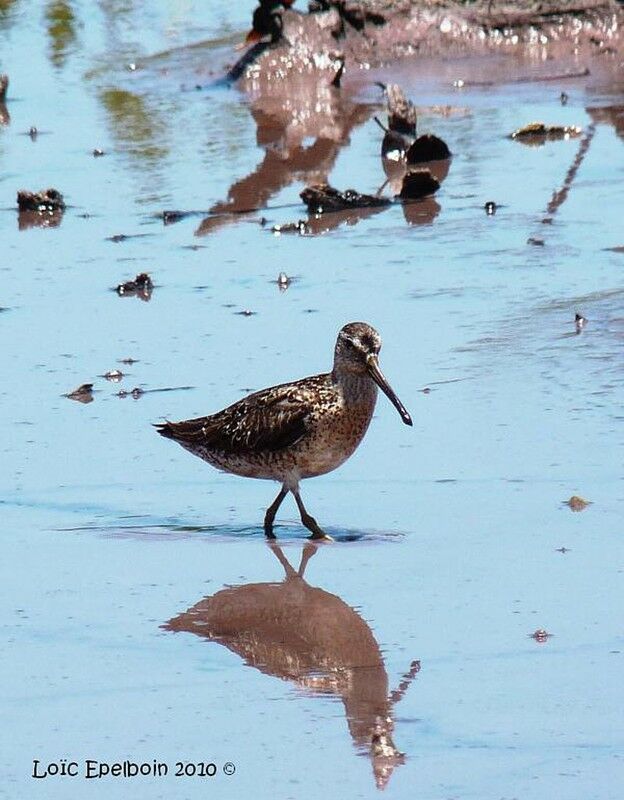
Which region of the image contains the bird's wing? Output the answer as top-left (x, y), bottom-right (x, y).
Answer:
top-left (156, 379), bottom-right (323, 454)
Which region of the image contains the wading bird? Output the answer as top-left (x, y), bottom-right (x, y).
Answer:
top-left (156, 322), bottom-right (412, 539)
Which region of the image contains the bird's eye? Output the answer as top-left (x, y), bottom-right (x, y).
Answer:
top-left (361, 335), bottom-right (374, 351)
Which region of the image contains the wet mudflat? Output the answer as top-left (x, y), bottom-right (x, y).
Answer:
top-left (1, 2), bottom-right (624, 799)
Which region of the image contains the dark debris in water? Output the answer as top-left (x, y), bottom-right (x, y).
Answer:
top-left (116, 387), bottom-right (145, 399)
top-left (162, 209), bottom-right (191, 225)
top-left (381, 128), bottom-right (410, 162)
top-left (374, 114), bottom-right (451, 169)
top-left (272, 220), bottom-right (311, 235)
top-left (107, 232), bottom-right (152, 242)
top-left (398, 170), bottom-right (440, 200)
top-left (376, 82), bottom-right (417, 138)
top-left (301, 184), bottom-right (390, 214)
top-left (530, 629), bottom-right (553, 643)
top-left (300, 173), bottom-right (439, 218)
top-left (101, 369), bottom-right (124, 382)
top-left (510, 121), bottom-right (583, 145)
top-left (374, 115), bottom-right (411, 162)
top-left (64, 383), bottom-right (94, 404)
top-left (17, 208), bottom-right (65, 231)
top-left (116, 273), bottom-right (153, 301)
top-left (117, 385), bottom-right (194, 399)
top-left (275, 272), bottom-right (292, 291)
top-left (17, 188), bottom-right (65, 212)
top-left (405, 134), bottom-right (451, 164)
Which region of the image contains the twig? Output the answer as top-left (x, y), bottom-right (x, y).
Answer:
top-left (460, 67), bottom-right (590, 88)
top-left (543, 122), bottom-right (597, 220)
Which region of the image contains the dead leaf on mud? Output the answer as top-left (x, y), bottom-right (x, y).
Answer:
top-left (564, 495), bottom-right (592, 511)
top-left (510, 122), bottom-right (583, 144)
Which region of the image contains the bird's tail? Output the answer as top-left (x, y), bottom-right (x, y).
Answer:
top-left (154, 421), bottom-right (176, 440)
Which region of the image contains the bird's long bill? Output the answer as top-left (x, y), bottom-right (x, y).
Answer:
top-left (366, 355), bottom-right (413, 426)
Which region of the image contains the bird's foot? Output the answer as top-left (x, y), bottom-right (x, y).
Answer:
top-left (263, 517), bottom-right (278, 539)
top-left (308, 531), bottom-right (334, 542)
top-left (263, 525), bottom-right (277, 540)
top-left (301, 513), bottom-right (332, 541)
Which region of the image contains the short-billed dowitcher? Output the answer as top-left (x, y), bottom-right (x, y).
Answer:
top-left (155, 322), bottom-right (412, 539)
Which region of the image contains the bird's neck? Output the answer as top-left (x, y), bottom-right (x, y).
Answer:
top-left (332, 367), bottom-right (378, 408)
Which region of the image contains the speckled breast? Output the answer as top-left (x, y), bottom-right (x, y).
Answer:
top-left (293, 400), bottom-right (376, 479)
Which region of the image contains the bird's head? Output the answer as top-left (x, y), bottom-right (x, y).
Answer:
top-left (334, 322), bottom-right (412, 426)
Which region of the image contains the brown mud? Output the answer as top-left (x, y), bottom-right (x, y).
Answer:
top-left (230, 0), bottom-right (624, 89)
top-left (191, 1), bottom-right (624, 241)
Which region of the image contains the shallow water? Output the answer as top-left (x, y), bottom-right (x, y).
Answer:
top-left (1, 3), bottom-right (623, 799)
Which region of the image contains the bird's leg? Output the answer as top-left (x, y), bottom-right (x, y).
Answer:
top-left (264, 485), bottom-right (288, 538)
top-left (267, 542), bottom-right (297, 578)
top-left (292, 489), bottom-right (333, 541)
top-left (297, 543), bottom-right (318, 577)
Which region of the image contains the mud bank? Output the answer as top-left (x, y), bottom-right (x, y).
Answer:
top-left (231, 1), bottom-right (624, 89)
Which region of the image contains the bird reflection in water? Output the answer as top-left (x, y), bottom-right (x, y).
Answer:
top-left (196, 74), bottom-right (375, 236)
top-left (164, 543), bottom-right (419, 789)
top-left (194, 80), bottom-right (447, 235)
